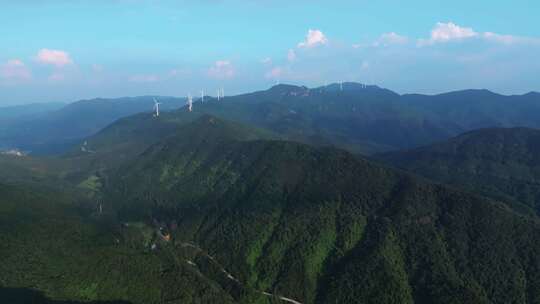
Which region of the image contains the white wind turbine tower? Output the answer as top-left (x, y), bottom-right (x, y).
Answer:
top-left (340, 81), bottom-right (344, 91)
top-left (187, 93), bottom-right (193, 112)
top-left (201, 90), bottom-right (205, 103)
top-left (153, 98), bottom-right (161, 117)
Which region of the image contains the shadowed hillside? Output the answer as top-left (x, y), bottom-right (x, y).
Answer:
top-left (376, 127), bottom-right (540, 216)
top-left (0, 287), bottom-right (132, 304)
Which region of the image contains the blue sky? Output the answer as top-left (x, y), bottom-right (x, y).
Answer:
top-left (1, 0), bottom-right (539, 104)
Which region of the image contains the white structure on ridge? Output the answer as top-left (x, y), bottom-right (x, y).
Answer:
top-left (187, 94), bottom-right (193, 112)
top-left (153, 98), bottom-right (161, 117)
top-left (217, 87), bottom-right (225, 101)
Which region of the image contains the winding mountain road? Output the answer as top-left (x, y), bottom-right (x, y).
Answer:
top-left (179, 242), bottom-right (303, 304)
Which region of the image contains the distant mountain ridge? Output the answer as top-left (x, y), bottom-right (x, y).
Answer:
top-left (0, 102), bottom-right (65, 121)
top-left (2, 83), bottom-right (540, 155)
top-left (376, 127), bottom-right (540, 216)
top-left (0, 96), bottom-right (186, 154)
top-left (77, 83), bottom-right (540, 156)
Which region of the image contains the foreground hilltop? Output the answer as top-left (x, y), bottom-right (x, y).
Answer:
top-left (2, 116), bottom-right (540, 303)
top-left (102, 116), bottom-right (540, 303)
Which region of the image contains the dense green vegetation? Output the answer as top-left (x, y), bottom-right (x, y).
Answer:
top-left (3, 115), bottom-right (540, 303)
top-left (0, 183), bottom-right (271, 304)
top-left (377, 127), bottom-right (540, 216)
top-left (104, 116), bottom-right (540, 303)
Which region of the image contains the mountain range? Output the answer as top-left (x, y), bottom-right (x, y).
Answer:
top-left (2, 83), bottom-right (540, 156)
top-left (2, 84), bottom-right (540, 303)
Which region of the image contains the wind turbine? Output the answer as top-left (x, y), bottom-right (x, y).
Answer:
top-left (187, 93), bottom-right (193, 112)
top-left (340, 81), bottom-right (343, 91)
top-left (153, 98), bottom-right (161, 117)
top-left (201, 90), bottom-right (205, 103)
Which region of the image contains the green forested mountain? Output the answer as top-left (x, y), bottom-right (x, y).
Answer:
top-left (3, 115), bottom-right (540, 304)
top-left (376, 127), bottom-right (540, 216)
top-left (100, 116), bottom-right (540, 304)
top-left (0, 182), bottom-right (270, 304)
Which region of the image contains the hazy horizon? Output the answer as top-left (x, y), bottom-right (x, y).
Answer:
top-left (2, 81), bottom-right (540, 107)
top-left (1, 0), bottom-right (539, 105)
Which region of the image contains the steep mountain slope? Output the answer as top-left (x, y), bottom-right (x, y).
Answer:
top-left (104, 116), bottom-right (540, 304)
top-left (0, 96), bottom-right (186, 155)
top-left (0, 182), bottom-right (269, 304)
top-left (376, 127), bottom-right (540, 216)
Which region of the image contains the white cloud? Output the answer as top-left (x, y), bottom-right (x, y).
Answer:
top-left (207, 60), bottom-right (235, 79)
top-left (353, 32), bottom-right (408, 49)
top-left (418, 22), bottom-right (540, 47)
top-left (35, 49), bottom-right (73, 67)
top-left (287, 49), bottom-right (297, 62)
top-left (374, 32), bottom-right (409, 46)
top-left (482, 32), bottom-right (540, 45)
top-left (432, 22), bottom-right (477, 41)
top-left (418, 22), bottom-right (478, 46)
top-left (298, 29), bottom-right (328, 48)
top-left (0, 59), bottom-right (32, 85)
top-left (129, 74), bottom-right (160, 83)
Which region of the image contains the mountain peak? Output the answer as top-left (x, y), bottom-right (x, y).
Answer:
top-left (268, 84), bottom-right (307, 93)
top-left (161, 114), bottom-right (276, 148)
top-left (524, 91), bottom-right (540, 97)
top-left (436, 88), bottom-right (501, 98)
